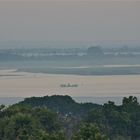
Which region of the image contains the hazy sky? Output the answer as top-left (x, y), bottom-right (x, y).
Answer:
top-left (0, 0), bottom-right (140, 45)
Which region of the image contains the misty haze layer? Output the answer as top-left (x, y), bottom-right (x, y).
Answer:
top-left (0, 1), bottom-right (139, 45)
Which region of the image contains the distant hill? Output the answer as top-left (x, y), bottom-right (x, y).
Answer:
top-left (19, 95), bottom-right (100, 116)
top-left (87, 46), bottom-right (104, 56)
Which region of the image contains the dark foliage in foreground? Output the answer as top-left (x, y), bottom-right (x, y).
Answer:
top-left (0, 95), bottom-right (140, 140)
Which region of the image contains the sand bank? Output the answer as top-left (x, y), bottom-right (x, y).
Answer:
top-left (0, 69), bottom-right (140, 97)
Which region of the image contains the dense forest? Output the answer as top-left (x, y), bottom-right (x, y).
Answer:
top-left (0, 95), bottom-right (140, 140)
